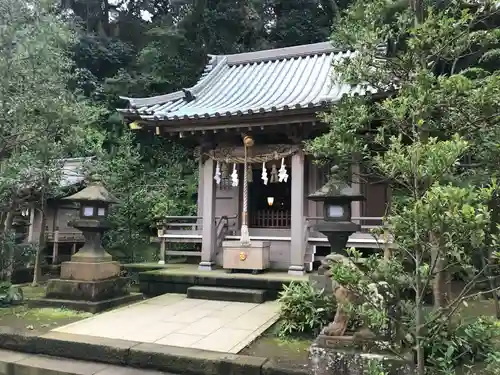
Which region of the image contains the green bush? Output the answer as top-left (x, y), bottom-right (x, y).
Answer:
top-left (425, 316), bottom-right (500, 374)
top-left (0, 282), bottom-right (24, 307)
top-left (277, 281), bottom-right (336, 338)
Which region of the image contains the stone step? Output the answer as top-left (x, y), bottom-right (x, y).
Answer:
top-left (0, 349), bottom-right (178, 375)
top-left (186, 286), bottom-right (267, 303)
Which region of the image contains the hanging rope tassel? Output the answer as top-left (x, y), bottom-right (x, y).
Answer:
top-left (270, 164), bottom-right (279, 183)
top-left (214, 161), bottom-right (221, 185)
top-left (278, 158), bottom-right (289, 183)
top-left (261, 162), bottom-right (268, 185)
top-left (221, 162), bottom-right (229, 179)
top-left (231, 163), bottom-right (239, 187)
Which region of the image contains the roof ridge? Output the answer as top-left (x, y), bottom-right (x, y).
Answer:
top-left (214, 42), bottom-right (344, 65)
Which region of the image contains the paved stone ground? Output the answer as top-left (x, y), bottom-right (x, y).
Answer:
top-left (53, 294), bottom-right (280, 353)
top-left (0, 349), bottom-right (176, 375)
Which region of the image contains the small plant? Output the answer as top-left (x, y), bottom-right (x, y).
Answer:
top-left (277, 281), bottom-right (336, 338)
top-left (0, 282), bottom-right (24, 307)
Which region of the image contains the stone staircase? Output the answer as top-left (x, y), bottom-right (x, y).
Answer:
top-left (186, 285), bottom-right (267, 303)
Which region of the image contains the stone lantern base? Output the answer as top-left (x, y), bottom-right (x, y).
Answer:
top-left (32, 259), bottom-right (143, 313)
top-left (309, 335), bottom-right (413, 375)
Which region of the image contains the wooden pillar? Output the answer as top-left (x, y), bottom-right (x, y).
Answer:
top-left (199, 158), bottom-right (216, 271)
top-left (307, 157), bottom-right (319, 218)
top-left (158, 237), bottom-right (166, 265)
top-left (351, 163), bottom-right (362, 224)
top-left (197, 157), bottom-right (204, 218)
top-left (52, 227), bottom-right (59, 265)
top-left (27, 208), bottom-right (35, 243)
top-left (289, 151), bottom-right (306, 276)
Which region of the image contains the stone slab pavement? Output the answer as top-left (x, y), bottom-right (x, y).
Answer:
top-left (53, 294), bottom-right (280, 354)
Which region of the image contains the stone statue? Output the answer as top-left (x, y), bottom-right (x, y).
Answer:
top-left (319, 253), bottom-right (388, 341)
top-left (319, 253), bottom-right (360, 337)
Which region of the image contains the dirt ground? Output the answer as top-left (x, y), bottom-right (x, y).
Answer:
top-left (0, 285), bottom-right (93, 335)
top-left (240, 323), bottom-right (312, 364)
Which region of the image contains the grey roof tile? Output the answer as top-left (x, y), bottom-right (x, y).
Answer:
top-left (118, 42), bottom-right (377, 122)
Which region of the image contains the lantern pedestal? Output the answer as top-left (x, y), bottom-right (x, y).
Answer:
top-left (59, 261), bottom-right (120, 281)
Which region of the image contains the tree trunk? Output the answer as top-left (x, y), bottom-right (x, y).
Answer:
top-left (430, 232), bottom-right (448, 309)
top-left (0, 211), bottom-right (6, 234)
top-left (32, 197), bottom-right (47, 286)
top-left (3, 210), bottom-right (15, 282)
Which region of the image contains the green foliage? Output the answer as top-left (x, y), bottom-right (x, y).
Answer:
top-left (277, 281), bottom-right (336, 338)
top-left (0, 282), bottom-right (23, 307)
top-left (307, 0), bottom-right (500, 373)
top-left (0, 0), bottom-right (105, 208)
top-left (424, 317), bottom-right (500, 374)
top-left (93, 132), bottom-right (197, 262)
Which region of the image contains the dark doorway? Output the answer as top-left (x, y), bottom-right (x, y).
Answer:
top-left (248, 166), bottom-right (291, 228)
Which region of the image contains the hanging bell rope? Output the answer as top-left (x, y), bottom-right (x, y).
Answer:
top-left (247, 164), bottom-right (253, 183)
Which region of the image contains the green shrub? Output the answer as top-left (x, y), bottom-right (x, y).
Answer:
top-left (425, 316), bottom-right (500, 374)
top-left (0, 282), bottom-right (24, 307)
top-left (277, 281), bottom-right (336, 338)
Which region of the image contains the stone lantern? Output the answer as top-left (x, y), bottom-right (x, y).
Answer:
top-left (308, 180), bottom-right (364, 291)
top-left (41, 180), bottom-right (141, 312)
top-left (62, 181), bottom-right (116, 263)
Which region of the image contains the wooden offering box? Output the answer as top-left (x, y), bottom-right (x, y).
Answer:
top-left (222, 241), bottom-right (270, 273)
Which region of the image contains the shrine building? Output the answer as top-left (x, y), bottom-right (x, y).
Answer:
top-left (118, 42), bottom-right (392, 275)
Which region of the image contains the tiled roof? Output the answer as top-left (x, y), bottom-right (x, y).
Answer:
top-left (59, 157), bottom-right (93, 187)
top-left (118, 42), bottom-right (378, 122)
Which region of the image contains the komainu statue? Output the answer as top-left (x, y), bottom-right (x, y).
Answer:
top-left (319, 253), bottom-right (360, 336)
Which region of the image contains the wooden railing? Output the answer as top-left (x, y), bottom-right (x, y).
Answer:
top-left (215, 216), bottom-right (232, 254)
top-left (46, 229), bottom-right (84, 243)
top-left (156, 215), bottom-right (237, 260)
top-left (159, 216), bottom-right (203, 232)
top-left (251, 209), bottom-right (291, 228)
top-left (159, 215), bottom-right (238, 234)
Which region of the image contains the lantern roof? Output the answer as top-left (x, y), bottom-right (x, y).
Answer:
top-left (62, 181), bottom-right (117, 204)
top-left (308, 181), bottom-right (365, 202)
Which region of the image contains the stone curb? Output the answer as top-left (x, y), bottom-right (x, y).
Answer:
top-left (0, 328), bottom-right (309, 375)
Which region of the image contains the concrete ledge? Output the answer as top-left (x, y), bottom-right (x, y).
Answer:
top-left (0, 348), bottom-right (169, 375)
top-left (0, 329), bottom-right (309, 375)
top-left (262, 359), bottom-right (309, 375)
top-left (0, 328), bottom-right (134, 366)
top-left (187, 286), bottom-right (267, 303)
top-left (129, 342), bottom-right (266, 375)
top-left (28, 293), bottom-right (144, 313)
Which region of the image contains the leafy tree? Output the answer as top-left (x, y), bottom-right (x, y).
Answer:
top-left (0, 0), bottom-right (104, 283)
top-left (264, 0), bottom-right (344, 47)
top-left (93, 132), bottom-right (197, 262)
top-left (306, 0), bottom-right (500, 373)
